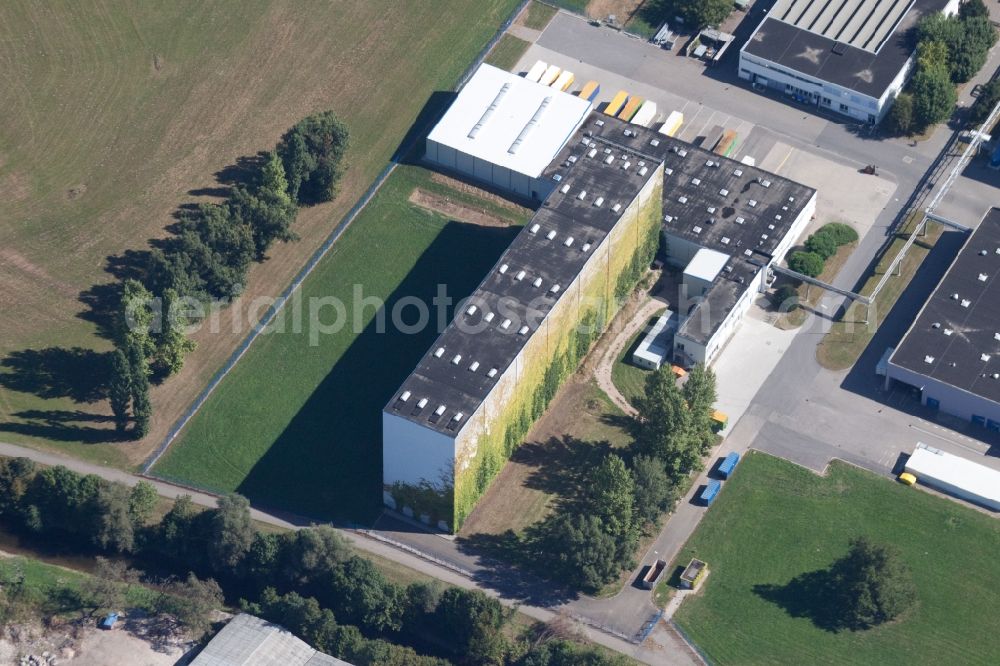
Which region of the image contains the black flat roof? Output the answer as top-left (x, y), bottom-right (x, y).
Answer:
top-left (890, 209), bottom-right (1000, 405)
top-left (742, 0), bottom-right (950, 99)
top-left (386, 114), bottom-right (661, 434)
top-left (600, 117), bottom-right (815, 345)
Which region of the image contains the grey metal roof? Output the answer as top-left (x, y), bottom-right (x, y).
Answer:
top-left (769, 0), bottom-right (915, 52)
top-left (387, 113), bottom-right (661, 435)
top-left (743, 0), bottom-right (950, 99)
top-left (191, 614), bottom-right (350, 666)
top-left (889, 209), bottom-right (1000, 404)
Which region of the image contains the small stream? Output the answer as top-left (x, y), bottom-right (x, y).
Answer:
top-left (0, 525), bottom-right (124, 574)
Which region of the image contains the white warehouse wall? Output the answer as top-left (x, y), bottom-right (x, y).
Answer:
top-left (382, 412), bottom-right (456, 489)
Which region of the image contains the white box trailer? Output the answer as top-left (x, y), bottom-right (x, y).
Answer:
top-left (539, 64), bottom-right (562, 86)
top-left (904, 443), bottom-right (1000, 511)
top-left (630, 100), bottom-right (657, 127)
top-left (658, 110), bottom-right (683, 137)
top-left (525, 60), bottom-right (547, 82)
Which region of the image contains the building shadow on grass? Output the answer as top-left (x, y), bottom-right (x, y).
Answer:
top-left (753, 567), bottom-right (847, 632)
top-left (233, 221), bottom-right (519, 525)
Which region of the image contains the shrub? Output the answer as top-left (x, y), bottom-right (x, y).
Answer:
top-left (816, 223), bottom-right (858, 246)
top-left (773, 284), bottom-right (799, 311)
top-left (805, 233), bottom-right (837, 260)
top-left (911, 67), bottom-right (957, 129)
top-left (788, 251), bottom-right (824, 277)
top-left (884, 92), bottom-right (916, 136)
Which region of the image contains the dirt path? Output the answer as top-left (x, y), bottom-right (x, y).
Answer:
top-left (594, 297), bottom-right (665, 416)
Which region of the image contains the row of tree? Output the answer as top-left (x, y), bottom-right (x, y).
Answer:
top-left (105, 112), bottom-right (350, 437)
top-left (506, 364), bottom-right (718, 593)
top-left (0, 457), bottom-right (622, 665)
top-left (787, 222), bottom-right (859, 279)
top-left (886, 0), bottom-right (996, 135)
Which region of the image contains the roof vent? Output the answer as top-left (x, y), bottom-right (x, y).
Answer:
top-left (434, 347), bottom-right (445, 358)
top-left (400, 390), bottom-right (411, 402)
top-left (775, 214), bottom-right (782, 221)
top-left (761, 179), bottom-right (772, 187)
top-left (594, 197), bottom-right (604, 207)
top-left (622, 161), bottom-right (632, 170)
top-left (595, 119), bottom-right (605, 126)
top-left (588, 148), bottom-right (598, 158)
top-left (678, 149), bottom-right (688, 157)
top-left (924, 355), bottom-right (935, 364)
top-left (435, 404), bottom-right (446, 416)
top-left (612, 203), bottom-right (622, 213)
top-left (721, 237), bottom-right (731, 245)
top-left (651, 138), bottom-right (660, 147)
top-left (679, 196), bottom-right (688, 204)
top-left (639, 166), bottom-right (648, 176)
top-left (744, 249), bottom-right (752, 257)
top-left (451, 354), bottom-right (462, 365)
top-left (533, 277), bottom-right (543, 287)
top-left (484, 311), bottom-right (495, 322)
top-left (578, 190), bottom-right (587, 200)
top-left (692, 178), bottom-right (701, 186)
top-left (962, 299), bottom-right (971, 308)
top-left (414, 398), bottom-right (427, 412)
top-left (994, 373), bottom-right (1000, 379)
top-left (582, 243), bottom-right (592, 252)
top-left (768, 224), bottom-right (776, 230)
top-left (546, 229), bottom-right (557, 240)
top-left (931, 322), bottom-right (941, 329)
top-left (706, 160), bottom-right (715, 167)
top-left (499, 264), bottom-right (508, 274)
top-left (982, 354), bottom-right (991, 362)
top-left (604, 155), bottom-right (614, 165)
top-left (761, 233), bottom-right (769, 241)
top-left (518, 325), bottom-right (529, 335)
top-left (469, 361), bottom-right (480, 372)
top-left (664, 214), bottom-right (674, 222)
top-left (720, 188), bottom-right (729, 196)
top-left (550, 284), bottom-right (561, 293)
top-left (467, 304), bottom-right (478, 315)
top-left (552, 173), bottom-right (562, 182)
top-left (995, 332), bottom-right (1000, 341)
top-left (453, 412), bottom-right (464, 423)
top-left (529, 224), bottom-right (540, 234)
top-left (749, 199), bottom-right (758, 207)
top-left (693, 225), bottom-right (703, 235)
top-left (515, 270), bottom-right (526, 281)
top-left (944, 329), bottom-right (954, 336)
top-left (487, 367), bottom-right (499, 378)
top-left (995, 247), bottom-right (1000, 255)
top-left (568, 155), bottom-right (578, 163)
top-left (979, 273), bottom-right (989, 282)
top-left (501, 318), bottom-right (511, 329)
top-left (951, 293), bottom-right (959, 300)
top-left (560, 184), bottom-right (571, 194)
top-left (623, 129), bottom-right (632, 137)
top-left (981, 250), bottom-right (989, 256)
top-left (736, 216), bottom-right (745, 225)
top-left (564, 236), bottom-right (575, 247)
top-left (734, 169), bottom-right (743, 177)
top-left (665, 167), bottom-right (674, 176)
top-left (707, 206), bottom-right (716, 214)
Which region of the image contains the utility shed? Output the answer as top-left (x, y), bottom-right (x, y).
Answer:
top-left (633, 312), bottom-right (678, 370)
top-left (904, 443), bottom-right (1000, 511)
top-left (425, 63), bottom-right (592, 200)
top-left (191, 614), bottom-right (350, 666)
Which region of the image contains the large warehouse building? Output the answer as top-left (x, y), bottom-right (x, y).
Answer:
top-left (424, 63), bottom-right (592, 201)
top-left (886, 208), bottom-right (1000, 431)
top-left (385, 114), bottom-right (662, 531)
top-left (739, 0), bottom-right (958, 122)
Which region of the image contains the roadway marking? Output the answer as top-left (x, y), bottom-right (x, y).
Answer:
top-left (773, 146), bottom-right (795, 174)
top-left (908, 424), bottom-right (990, 454)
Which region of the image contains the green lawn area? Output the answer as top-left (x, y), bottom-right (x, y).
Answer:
top-left (0, 0), bottom-right (520, 467)
top-left (152, 166), bottom-right (527, 523)
top-left (670, 452), bottom-right (1000, 665)
top-left (611, 311), bottom-right (665, 405)
top-left (485, 34), bottom-right (532, 71)
top-left (522, 1), bottom-right (558, 30)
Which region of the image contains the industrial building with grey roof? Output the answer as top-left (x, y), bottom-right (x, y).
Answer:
top-left (739, 0), bottom-right (959, 122)
top-left (887, 208), bottom-right (1000, 431)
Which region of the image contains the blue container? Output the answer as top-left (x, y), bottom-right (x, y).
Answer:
top-left (718, 452), bottom-right (741, 479)
top-left (700, 480), bottom-right (721, 506)
top-left (99, 612), bottom-right (119, 630)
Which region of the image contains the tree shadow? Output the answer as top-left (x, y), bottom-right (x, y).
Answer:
top-left (516, 435), bottom-right (614, 512)
top-left (0, 409), bottom-right (125, 444)
top-left (214, 151), bottom-right (268, 189)
top-left (0, 348), bottom-right (111, 403)
top-left (753, 568), bottom-right (845, 632)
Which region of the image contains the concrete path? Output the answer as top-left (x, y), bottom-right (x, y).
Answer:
top-left (594, 298), bottom-right (665, 416)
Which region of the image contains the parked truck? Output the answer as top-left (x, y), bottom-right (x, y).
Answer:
top-left (539, 64), bottom-right (562, 86)
top-left (630, 100), bottom-right (657, 127)
top-left (604, 90), bottom-right (629, 116)
top-left (552, 69), bottom-right (574, 91)
top-left (714, 129), bottom-right (739, 157)
top-left (578, 80), bottom-right (600, 102)
top-left (525, 60), bottom-right (547, 83)
top-left (618, 96), bottom-right (644, 122)
top-left (658, 110), bottom-right (683, 137)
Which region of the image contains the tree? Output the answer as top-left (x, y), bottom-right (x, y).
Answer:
top-left (630, 455), bottom-right (676, 525)
top-left (816, 223), bottom-right (858, 246)
top-left (151, 288), bottom-right (196, 377)
top-left (81, 557), bottom-right (138, 613)
top-left (94, 482), bottom-right (136, 553)
top-left (588, 455), bottom-right (638, 552)
top-left (108, 349), bottom-right (132, 433)
top-left (434, 588), bottom-right (510, 664)
top-left (773, 284), bottom-right (799, 312)
top-left (884, 92), bottom-right (915, 136)
top-left (805, 232), bottom-right (837, 260)
top-left (683, 363), bottom-right (717, 447)
top-left (830, 537), bottom-right (917, 629)
top-left (276, 111), bottom-right (350, 204)
top-left (535, 513), bottom-right (621, 592)
top-left (330, 557), bottom-right (405, 633)
top-left (788, 251), bottom-right (824, 277)
top-left (0, 458), bottom-right (35, 517)
top-left (960, 0), bottom-right (989, 19)
top-left (115, 279), bottom-right (155, 356)
top-left (259, 151), bottom-right (292, 205)
top-left (666, 0), bottom-right (733, 30)
top-left (129, 351), bottom-right (151, 439)
top-left (916, 39), bottom-right (949, 76)
top-left (634, 367), bottom-right (701, 481)
top-left (911, 67), bottom-right (957, 129)
top-left (282, 525), bottom-right (351, 588)
top-left (227, 184), bottom-right (298, 259)
top-left (206, 493), bottom-right (254, 570)
top-left (156, 573), bottom-right (223, 634)
top-left (968, 79), bottom-right (1000, 126)
top-left (128, 480), bottom-right (158, 526)
top-left (952, 17), bottom-right (997, 83)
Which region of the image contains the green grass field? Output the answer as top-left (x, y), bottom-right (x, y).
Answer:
top-left (611, 312), bottom-right (665, 405)
top-left (522, 1), bottom-right (558, 30)
top-left (0, 0), bottom-right (520, 466)
top-left (671, 452), bottom-right (1000, 665)
top-left (153, 166), bottom-right (528, 522)
top-left (485, 34), bottom-right (532, 72)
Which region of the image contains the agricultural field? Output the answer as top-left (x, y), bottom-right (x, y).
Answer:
top-left (0, 0), bottom-right (520, 466)
top-left (153, 166), bottom-right (529, 522)
top-left (670, 452), bottom-right (1000, 665)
